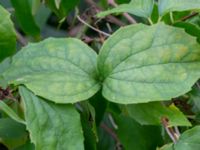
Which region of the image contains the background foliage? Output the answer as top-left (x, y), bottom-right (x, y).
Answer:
top-left (0, 0), bottom-right (200, 150)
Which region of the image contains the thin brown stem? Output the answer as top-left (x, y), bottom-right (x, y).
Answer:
top-left (107, 0), bottom-right (137, 24)
top-left (77, 15), bottom-right (111, 37)
top-left (15, 30), bottom-right (28, 46)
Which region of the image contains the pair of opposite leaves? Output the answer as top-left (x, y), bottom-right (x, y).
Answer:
top-left (2, 23), bottom-right (200, 104)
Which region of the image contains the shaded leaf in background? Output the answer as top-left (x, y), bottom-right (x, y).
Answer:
top-left (0, 118), bottom-right (27, 149)
top-left (45, 0), bottom-right (79, 19)
top-left (79, 102), bottom-right (97, 150)
top-left (10, 0), bottom-right (40, 37)
top-left (97, 0), bottom-right (154, 19)
top-left (98, 23), bottom-right (200, 104)
top-left (89, 91), bottom-right (108, 125)
top-left (126, 102), bottom-right (191, 126)
top-left (0, 5), bottom-right (16, 62)
top-left (4, 38), bottom-right (100, 103)
top-left (14, 140), bottom-right (35, 150)
top-left (158, 0), bottom-right (200, 16)
top-left (19, 86), bottom-right (84, 150)
top-left (113, 113), bottom-right (163, 150)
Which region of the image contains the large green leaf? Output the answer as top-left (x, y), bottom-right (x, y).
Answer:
top-left (98, 23), bottom-right (200, 104)
top-left (174, 126), bottom-right (200, 150)
top-left (97, 0), bottom-right (154, 18)
top-left (0, 5), bottom-right (16, 62)
top-left (19, 86), bottom-right (84, 150)
top-left (10, 0), bottom-right (40, 36)
top-left (158, 0), bottom-right (200, 16)
top-left (4, 38), bottom-right (100, 103)
top-left (126, 102), bottom-right (191, 126)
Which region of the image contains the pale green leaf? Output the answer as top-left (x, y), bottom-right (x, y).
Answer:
top-left (158, 0), bottom-right (200, 16)
top-left (97, 0), bottom-right (154, 18)
top-left (0, 101), bottom-right (25, 124)
top-left (158, 143), bottom-right (173, 150)
top-left (4, 38), bottom-right (100, 103)
top-left (0, 5), bottom-right (16, 62)
top-left (174, 126), bottom-right (200, 150)
top-left (126, 102), bottom-right (191, 126)
top-left (98, 23), bottom-right (200, 104)
top-left (19, 86), bottom-right (84, 150)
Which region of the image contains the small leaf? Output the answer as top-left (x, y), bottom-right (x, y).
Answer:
top-left (0, 5), bottom-right (16, 62)
top-left (158, 0), bottom-right (200, 16)
top-left (4, 38), bottom-right (100, 103)
top-left (174, 126), bottom-right (200, 150)
top-left (19, 86), bottom-right (84, 150)
top-left (10, 0), bottom-right (40, 36)
top-left (98, 23), bottom-right (200, 104)
top-left (158, 143), bottom-right (173, 150)
top-left (126, 102), bottom-right (191, 126)
top-left (0, 101), bottom-right (25, 124)
top-left (97, 0), bottom-right (154, 18)
top-left (45, 0), bottom-right (79, 19)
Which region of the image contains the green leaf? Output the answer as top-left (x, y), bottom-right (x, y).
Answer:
top-left (158, 143), bottom-right (173, 150)
top-left (4, 38), bottom-right (100, 103)
top-left (98, 23), bottom-right (200, 104)
top-left (45, 0), bottom-right (79, 19)
top-left (0, 118), bottom-right (27, 149)
top-left (97, 0), bottom-right (154, 18)
top-left (10, 0), bottom-right (40, 37)
top-left (0, 5), bottom-right (16, 62)
top-left (174, 126), bottom-right (200, 150)
top-left (112, 113), bottom-right (163, 150)
top-left (0, 58), bottom-right (11, 88)
top-left (0, 101), bottom-right (25, 124)
top-left (174, 22), bottom-right (200, 43)
top-left (19, 86), bottom-right (84, 150)
top-left (158, 0), bottom-right (200, 16)
top-left (126, 102), bottom-right (191, 126)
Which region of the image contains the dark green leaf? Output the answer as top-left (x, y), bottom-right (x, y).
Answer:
top-left (0, 5), bottom-right (16, 62)
top-left (113, 114), bottom-right (163, 150)
top-left (10, 0), bottom-right (40, 36)
top-left (45, 0), bottom-right (79, 19)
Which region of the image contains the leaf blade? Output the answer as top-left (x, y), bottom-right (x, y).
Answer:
top-left (0, 5), bottom-right (16, 62)
top-left (158, 0), bottom-right (200, 16)
top-left (97, 0), bottom-right (154, 18)
top-left (4, 38), bottom-right (100, 103)
top-left (98, 23), bottom-right (200, 104)
top-left (19, 86), bottom-right (84, 150)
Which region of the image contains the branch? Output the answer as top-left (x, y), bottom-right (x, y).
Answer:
top-left (107, 0), bottom-right (137, 24)
top-left (15, 30), bottom-right (28, 46)
top-left (77, 15), bottom-right (111, 37)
